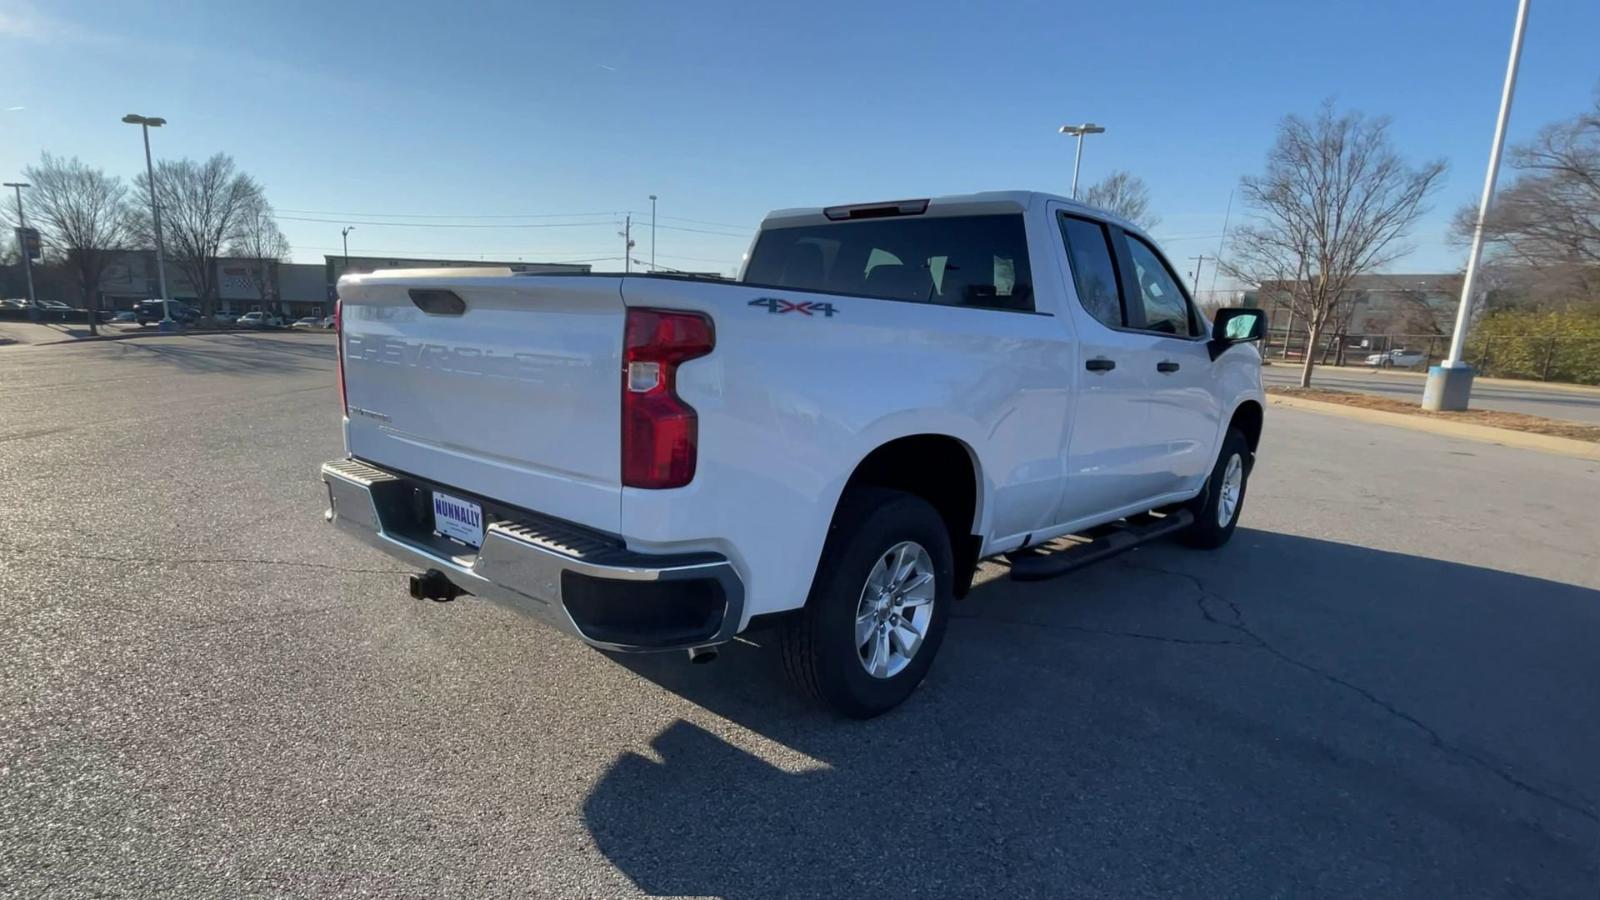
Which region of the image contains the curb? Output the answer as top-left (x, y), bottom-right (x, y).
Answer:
top-left (1267, 394), bottom-right (1600, 462)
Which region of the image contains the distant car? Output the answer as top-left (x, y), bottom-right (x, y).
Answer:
top-left (135, 300), bottom-right (199, 325)
top-left (1365, 349), bottom-right (1427, 369)
top-left (0, 298), bottom-right (28, 309)
top-left (111, 311), bottom-right (137, 323)
top-left (291, 316), bottom-right (322, 329)
top-left (235, 311), bottom-right (284, 328)
top-left (321, 316), bottom-right (336, 329)
top-left (38, 300), bottom-right (71, 311)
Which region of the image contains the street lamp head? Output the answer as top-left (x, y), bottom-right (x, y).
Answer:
top-left (122, 114), bottom-right (166, 126)
top-left (3, 182), bottom-right (29, 189)
top-left (1060, 122), bottom-right (1106, 136)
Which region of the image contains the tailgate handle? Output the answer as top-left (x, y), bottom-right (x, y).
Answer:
top-left (409, 289), bottom-right (467, 316)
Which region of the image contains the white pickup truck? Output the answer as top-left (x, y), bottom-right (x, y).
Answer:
top-left (322, 191), bottom-right (1267, 717)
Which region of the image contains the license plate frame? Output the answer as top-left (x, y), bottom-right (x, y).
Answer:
top-left (431, 490), bottom-right (485, 548)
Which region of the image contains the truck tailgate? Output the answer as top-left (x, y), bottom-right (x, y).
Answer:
top-left (338, 272), bottom-right (625, 534)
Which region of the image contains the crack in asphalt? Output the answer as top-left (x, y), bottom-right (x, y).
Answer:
top-left (1120, 560), bottom-right (1600, 826)
top-left (0, 541), bottom-right (407, 577)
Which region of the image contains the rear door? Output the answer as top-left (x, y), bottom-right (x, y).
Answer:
top-left (338, 273), bottom-right (627, 534)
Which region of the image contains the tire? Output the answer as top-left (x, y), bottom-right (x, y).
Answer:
top-left (781, 488), bottom-right (953, 718)
top-left (1379, 358), bottom-right (1393, 368)
top-left (1181, 427), bottom-right (1251, 550)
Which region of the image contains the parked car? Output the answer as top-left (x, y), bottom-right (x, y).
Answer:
top-left (134, 300), bottom-right (199, 325)
top-left (110, 311), bottom-right (138, 323)
top-left (321, 316), bottom-right (336, 329)
top-left (235, 311), bottom-right (284, 328)
top-left (291, 316), bottom-right (323, 329)
top-left (322, 190), bottom-right (1268, 717)
top-left (1365, 348), bottom-right (1427, 369)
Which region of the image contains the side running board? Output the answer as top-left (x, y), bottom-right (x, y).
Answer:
top-left (1005, 510), bottom-right (1194, 582)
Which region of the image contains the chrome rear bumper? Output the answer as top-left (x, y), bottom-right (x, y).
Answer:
top-left (320, 458), bottom-right (744, 652)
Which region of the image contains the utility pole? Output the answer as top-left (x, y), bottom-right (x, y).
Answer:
top-left (649, 195), bottom-right (657, 273)
top-left (341, 226), bottom-right (355, 267)
top-left (1425, 0), bottom-right (1529, 411)
top-left (1188, 254), bottom-right (1211, 292)
top-left (4, 182), bottom-right (37, 311)
top-left (620, 215), bottom-right (634, 274)
top-left (1059, 123), bottom-right (1106, 200)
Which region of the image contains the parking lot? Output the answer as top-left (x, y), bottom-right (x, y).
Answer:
top-left (2, 332), bottom-right (1597, 898)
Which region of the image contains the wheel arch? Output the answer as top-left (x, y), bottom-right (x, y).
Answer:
top-left (834, 433), bottom-right (984, 597)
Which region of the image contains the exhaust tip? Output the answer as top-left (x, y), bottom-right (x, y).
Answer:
top-left (687, 645), bottom-right (718, 664)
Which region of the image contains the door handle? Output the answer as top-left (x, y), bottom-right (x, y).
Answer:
top-left (1156, 361), bottom-right (1181, 373)
top-left (1085, 358), bottom-right (1116, 372)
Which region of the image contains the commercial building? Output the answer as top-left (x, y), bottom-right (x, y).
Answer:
top-left (2, 251), bottom-right (591, 320)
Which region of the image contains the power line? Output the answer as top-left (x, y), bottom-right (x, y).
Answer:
top-left (277, 208), bottom-right (621, 220)
top-left (651, 213), bottom-right (750, 230)
top-left (646, 222), bottom-right (750, 238)
top-left (278, 215), bottom-right (617, 230)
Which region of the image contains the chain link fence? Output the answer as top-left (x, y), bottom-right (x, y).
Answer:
top-left (1262, 331), bottom-right (1600, 385)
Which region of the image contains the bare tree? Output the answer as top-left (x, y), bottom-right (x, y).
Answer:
top-left (1454, 92), bottom-right (1600, 309)
top-left (17, 154), bottom-right (134, 335)
top-left (1080, 170), bottom-right (1160, 229)
top-left (133, 154), bottom-right (263, 318)
top-left (1225, 102), bottom-right (1445, 387)
top-left (227, 196), bottom-right (291, 316)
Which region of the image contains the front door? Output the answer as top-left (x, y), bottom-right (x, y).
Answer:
top-left (1111, 230), bottom-right (1224, 496)
top-left (1052, 209), bottom-right (1173, 524)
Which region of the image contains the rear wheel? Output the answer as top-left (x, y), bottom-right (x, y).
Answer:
top-left (781, 488), bottom-right (953, 718)
top-left (1181, 427), bottom-right (1251, 549)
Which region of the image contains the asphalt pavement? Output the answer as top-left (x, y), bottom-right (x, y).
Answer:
top-left (3, 332), bottom-right (1598, 898)
top-left (1261, 362), bottom-right (1600, 424)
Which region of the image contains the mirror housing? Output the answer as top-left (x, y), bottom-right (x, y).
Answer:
top-left (1208, 307), bottom-right (1266, 360)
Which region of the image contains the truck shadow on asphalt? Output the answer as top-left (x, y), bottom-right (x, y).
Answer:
top-left (583, 528), bottom-right (1600, 899)
top-left (112, 332), bottom-right (334, 375)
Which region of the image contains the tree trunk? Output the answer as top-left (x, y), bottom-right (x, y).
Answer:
top-left (77, 269), bottom-right (99, 336)
top-left (1299, 323), bottom-right (1320, 387)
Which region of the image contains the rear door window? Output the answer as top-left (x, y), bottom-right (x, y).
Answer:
top-left (744, 214), bottom-right (1034, 312)
top-left (1057, 214), bottom-right (1125, 329)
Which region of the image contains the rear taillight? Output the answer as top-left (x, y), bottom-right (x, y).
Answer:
top-left (622, 308), bottom-right (714, 489)
top-left (335, 298), bottom-right (347, 415)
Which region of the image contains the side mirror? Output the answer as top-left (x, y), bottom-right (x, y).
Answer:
top-left (1208, 308), bottom-right (1266, 360)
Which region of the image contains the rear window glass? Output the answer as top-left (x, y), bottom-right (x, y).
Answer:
top-left (743, 214), bottom-right (1034, 312)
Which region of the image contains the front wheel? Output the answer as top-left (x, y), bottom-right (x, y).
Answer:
top-left (781, 488), bottom-right (953, 718)
top-left (1181, 428), bottom-right (1251, 549)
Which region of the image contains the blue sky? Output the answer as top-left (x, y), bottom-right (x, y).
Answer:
top-left (3, 0), bottom-right (1597, 281)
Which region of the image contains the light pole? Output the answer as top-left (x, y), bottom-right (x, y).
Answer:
top-left (4, 182), bottom-right (37, 311)
top-left (648, 194), bottom-right (657, 273)
top-left (1424, 0), bottom-right (1530, 411)
top-left (122, 114), bottom-right (173, 327)
top-left (1059, 123), bottom-right (1106, 200)
top-left (341, 226), bottom-right (355, 269)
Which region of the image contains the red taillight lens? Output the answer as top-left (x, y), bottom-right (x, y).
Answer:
top-left (622, 308), bottom-right (714, 489)
top-left (335, 298), bottom-right (347, 415)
